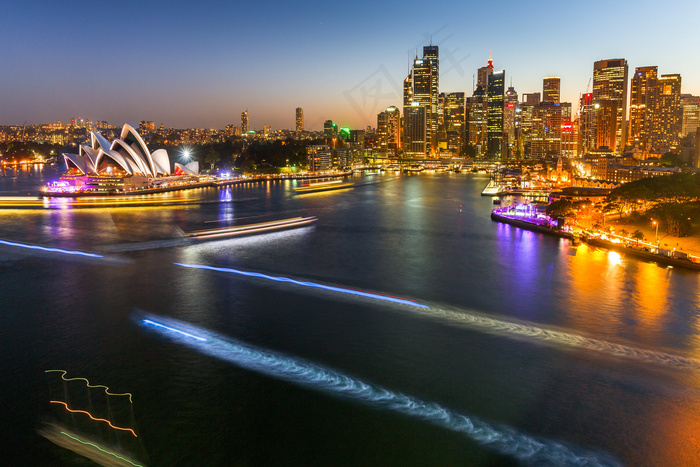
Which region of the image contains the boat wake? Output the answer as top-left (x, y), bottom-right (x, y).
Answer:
top-left (137, 312), bottom-right (619, 466)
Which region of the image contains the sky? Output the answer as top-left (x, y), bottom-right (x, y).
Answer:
top-left (2, 0), bottom-right (700, 131)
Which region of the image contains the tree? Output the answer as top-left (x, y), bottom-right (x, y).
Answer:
top-left (619, 229), bottom-right (628, 238)
top-left (205, 148), bottom-right (220, 170)
top-left (545, 199), bottom-right (574, 218)
top-left (631, 230), bottom-right (645, 245)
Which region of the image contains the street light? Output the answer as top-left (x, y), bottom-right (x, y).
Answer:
top-left (652, 220), bottom-right (658, 245)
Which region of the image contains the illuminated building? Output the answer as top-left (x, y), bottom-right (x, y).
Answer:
top-left (681, 94), bottom-right (700, 137)
top-left (477, 53), bottom-right (494, 89)
top-left (579, 93), bottom-right (596, 154)
top-left (561, 120), bottom-right (578, 158)
top-left (139, 121), bottom-right (155, 135)
top-left (543, 77), bottom-right (560, 104)
top-left (263, 124), bottom-right (271, 137)
top-left (444, 92), bottom-right (465, 155)
top-left (487, 69), bottom-right (505, 159)
top-left (403, 103), bottom-right (427, 157)
top-left (504, 86), bottom-right (518, 157)
top-left (323, 120), bottom-right (338, 138)
top-left (423, 45), bottom-right (439, 152)
top-left (592, 59), bottom-right (628, 153)
top-left (307, 145), bottom-right (332, 171)
top-left (628, 66), bottom-right (657, 151)
top-left (648, 74), bottom-right (682, 150)
top-left (530, 103), bottom-right (562, 158)
top-left (522, 93), bottom-right (540, 105)
top-left (595, 99), bottom-right (618, 151)
top-left (403, 49), bottom-right (436, 156)
top-left (241, 110), bottom-right (249, 134)
top-left (377, 106), bottom-right (401, 155)
top-left (296, 107), bottom-right (304, 132)
top-left (466, 85), bottom-right (488, 157)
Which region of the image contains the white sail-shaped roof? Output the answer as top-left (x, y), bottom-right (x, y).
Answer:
top-left (174, 161), bottom-right (199, 175)
top-left (63, 153), bottom-right (89, 174)
top-left (151, 149), bottom-right (171, 175)
top-left (91, 131), bottom-right (112, 152)
top-left (79, 145), bottom-right (99, 173)
top-left (95, 148), bottom-right (133, 175)
top-left (111, 139), bottom-right (152, 176)
top-left (121, 124), bottom-right (156, 175)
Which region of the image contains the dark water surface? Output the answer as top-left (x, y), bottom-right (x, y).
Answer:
top-left (1, 169), bottom-right (700, 466)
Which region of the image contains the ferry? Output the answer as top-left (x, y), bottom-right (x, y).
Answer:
top-left (294, 179), bottom-right (354, 193)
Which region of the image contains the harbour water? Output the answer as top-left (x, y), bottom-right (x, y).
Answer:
top-left (1, 166), bottom-right (700, 465)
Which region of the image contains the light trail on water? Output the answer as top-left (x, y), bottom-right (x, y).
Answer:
top-left (173, 262), bottom-right (429, 308)
top-left (138, 312), bottom-right (620, 466)
top-left (0, 239), bottom-right (103, 258)
top-left (45, 370), bottom-right (133, 402)
top-left (50, 401), bottom-right (137, 437)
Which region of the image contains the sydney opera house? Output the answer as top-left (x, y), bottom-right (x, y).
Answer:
top-left (43, 124), bottom-right (201, 195)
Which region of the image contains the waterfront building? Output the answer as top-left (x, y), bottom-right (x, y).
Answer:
top-left (543, 77), bottom-right (560, 104)
top-left (241, 110), bottom-right (249, 134)
top-left (424, 45), bottom-right (439, 152)
top-left (592, 59), bottom-right (628, 153)
top-left (307, 145), bottom-right (333, 171)
top-left (487, 69), bottom-right (505, 159)
top-left (296, 107), bottom-right (304, 132)
top-left (377, 106), bottom-right (401, 155)
top-left (403, 48), bottom-right (438, 156)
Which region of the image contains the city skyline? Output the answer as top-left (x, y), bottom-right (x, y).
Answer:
top-left (2, 0), bottom-right (699, 130)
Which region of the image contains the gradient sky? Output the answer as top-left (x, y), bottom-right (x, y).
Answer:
top-left (2, 0), bottom-right (699, 131)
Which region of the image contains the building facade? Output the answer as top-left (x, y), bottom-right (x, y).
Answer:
top-left (592, 59), bottom-right (628, 153)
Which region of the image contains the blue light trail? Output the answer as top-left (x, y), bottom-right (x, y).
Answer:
top-left (0, 238), bottom-right (103, 258)
top-left (173, 262), bottom-right (429, 308)
top-left (138, 313), bottom-right (620, 466)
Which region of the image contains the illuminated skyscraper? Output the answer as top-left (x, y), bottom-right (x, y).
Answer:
top-left (477, 53), bottom-right (494, 89)
top-left (522, 93), bottom-right (541, 105)
top-left (681, 94), bottom-right (700, 138)
top-left (423, 45), bottom-right (439, 152)
top-left (487, 69), bottom-right (505, 159)
top-left (324, 120), bottom-right (338, 138)
top-left (296, 107), bottom-right (304, 132)
top-left (578, 93), bottom-right (596, 154)
top-left (403, 47), bottom-right (439, 156)
top-left (377, 106), bottom-right (401, 155)
top-left (628, 66), bottom-right (657, 151)
top-left (504, 86), bottom-right (518, 156)
top-left (592, 59), bottom-right (628, 153)
top-left (466, 85), bottom-right (488, 157)
top-left (648, 74), bottom-right (682, 150)
top-left (543, 77), bottom-right (560, 104)
top-left (444, 92), bottom-right (465, 155)
top-left (403, 103), bottom-right (427, 157)
top-left (241, 110), bottom-right (249, 134)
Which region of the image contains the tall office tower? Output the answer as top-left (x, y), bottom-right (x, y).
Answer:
top-left (518, 102), bottom-right (535, 158)
top-left (296, 107), bottom-right (304, 132)
top-left (403, 50), bottom-right (437, 156)
top-left (487, 70), bottom-right (505, 159)
top-left (681, 94), bottom-right (700, 137)
top-left (561, 120), bottom-right (578, 158)
top-left (377, 106), bottom-right (401, 155)
top-left (543, 77), bottom-right (561, 104)
top-left (530, 102), bottom-right (562, 158)
top-left (423, 45), bottom-right (439, 151)
top-left (504, 86), bottom-right (518, 156)
top-left (579, 93), bottom-right (596, 154)
top-left (522, 93), bottom-right (541, 105)
top-left (466, 85), bottom-right (488, 157)
top-left (648, 74), bottom-right (682, 150)
top-left (477, 53), bottom-right (494, 89)
top-left (263, 124), bottom-right (271, 137)
top-left (628, 66), bottom-right (658, 150)
top-left (592, 59), bottom-right (628, 153)
top-left (241, 110), bottom-right (249, 134)
top-left (444, 92), bottom-right (465, 155)
top-left (595, 100), bottom-right (618, 150)
top-left (403, 103), bottom-right (427, 157)
top-left (324, 120), bottom-right (338, 138)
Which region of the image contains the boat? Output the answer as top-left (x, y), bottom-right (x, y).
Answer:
top-left (294, 179), bottom-right (354, 193)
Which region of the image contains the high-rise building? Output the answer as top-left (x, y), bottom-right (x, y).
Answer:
top-left (423, 45), bottom-right (439, 151)
top-left (263, 124), bottom-right (271, 137)
top-left (403, 52), bottom-right (435, 156)
top-left (543, 77), bottom-right (560, 104)
top-left (487, 70), bottom-right (505, 159)
top-left (241, 110), bottom-right (249, 134)
top-left (504, 86), bottom-right (518, 157)
top-left (296, 107), bottom-right (304, 132)
top-left (648, 74), bottom-right (682, 150)
top-left (377, 106), bottom-right (401, 155)
top-left (466, 85), bottom-right (488, 157)
top-left (477, 53), bottom-right (494, 89)
top-left (523, 93), bottom-right (541, 105)
top-left (444, 92), bottom-right (465, 155)
top-left (403, 103), bottom-right (427, 157)
top-left (307, 145), bottom-right (332, 171)
top-left (530, 102), bottom-right (562, 158)
top-left (628, 66), bottom-right (657, 151)
top-left (592, 59), bottom-right (628, 153)
top-left (681, 94), bottom-right (700, 138)
top-left (579, 93), bottom-right (596, 154)
top-left (324, 120), bottom-right (338, 138)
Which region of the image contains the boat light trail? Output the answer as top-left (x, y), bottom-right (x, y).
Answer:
top-left (45, 370), bottom-right (133, 403)
top-left (138, 313), bottom-right (619, 466)
top-left (50, 401), bottom-right (137, 437)
top-left (60, 432), bottom-right (144, 467)
top-left (0, 239), bottom-right (103, 258)
top-left (173, 263), bottom-right (429, 308)
top-left (142, 319), bottom-right (207, 342)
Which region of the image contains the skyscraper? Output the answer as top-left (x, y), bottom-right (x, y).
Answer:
top-left (296, 107), bottom-right (304, 132)
top-left (423, 45), bottom-right (439, 152)
top-left (592, 59), bottom-right (628, 153)
top-left (241, 110), bottom-right (249, 134)
top-left (444, 92), bottom-right (465, 155)
top-left (543, 77), bottom-right (560, 104)
top-left (504, 86), bottom-right (518, 156)
top-left (477, 53), bottom-right (494, 89)
top-left (377, 106), bottom-right (401, 155)
top-left (403, 103), bottom-right (427, 157)
top-left (403, 47), bottom-right (439, 156)
top-left (628, 66), bottom-right (657, 151)
top-left (681, 94), bottom-right (700, 138)
top-left (487, 70), bottom-right (505, 159)
top-left (466, 85), bottom-right (488, 157)
top-left (648, 74), bottom-right (682, 150)
top-left (578, 93), bottom-right (596, 154)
